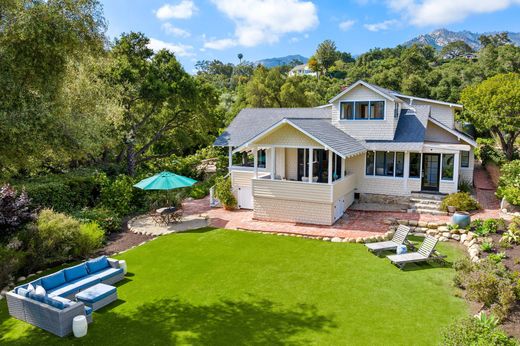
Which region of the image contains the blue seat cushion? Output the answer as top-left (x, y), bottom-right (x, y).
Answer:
top-left (64, 263), bottom-right (89, 282)
top-left (41, 271), bottom-right (66, 291)
top-left (43, 296), bottom-right (67, 309)
top-left (86, 256), bottom-right (110, 274)
top-left (48, 275), bottom-right (100, 298)
top-left (76, 284), bottom-right (116, 304)
top-left (84, 306), bottom-right (93, 316)
top-left (90, 268), bottom-right (123, 282)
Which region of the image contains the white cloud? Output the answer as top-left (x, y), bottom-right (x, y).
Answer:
top-left (364, 19), bottom-right (399, 32)
top-left (148, 38), bottom-right (194, 56)
top-left (155, 0), bottom-right (198, 20)
top-left (386, 0), bottom-right (520, 26)
top-left (207, 0), bottom-right (318, 48)
top-left (339, 20), bottom-right (356, 31)
top-left (203, 38), bottom-right (238, 50)
top-left (161, 23), bottom-right (191, 38)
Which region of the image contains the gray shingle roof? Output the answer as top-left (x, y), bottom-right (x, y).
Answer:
top-left (287, 119), bottom-right (366, 157)
top-left (214, 108), bottom-right (330, 147)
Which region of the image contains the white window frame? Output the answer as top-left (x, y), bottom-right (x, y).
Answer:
top-left (339, 100), bottom-right (386, 121)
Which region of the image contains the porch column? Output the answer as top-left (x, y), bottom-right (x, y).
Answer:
top-left (454, 151), bottom-right (460, 189)
top-left (328, 150), bottom-right (333, 184)
top-left (228, 146), bottom-right (232, 171)
top-left (308, 148), bottom-right (313, 183)
top-left (271, 147), bottom-right (276, 180)
top-left (404, 152), bottom-right (409, 193)
top-left (341, 157), bottom-right (345, 178)
top-left (253, 147), bottom-right (258, 179)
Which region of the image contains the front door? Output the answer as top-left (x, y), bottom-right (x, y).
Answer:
top-left (422, 154), bottom-right (440, 191)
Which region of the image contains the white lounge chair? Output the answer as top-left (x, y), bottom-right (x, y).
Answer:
top-left (365, 225), bottom-right (411, 255)
top-left (387, 235), bottom-right (445, 269)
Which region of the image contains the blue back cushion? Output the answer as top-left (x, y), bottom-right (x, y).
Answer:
top-left (27, 292), bottom-right (46, 303)
top-left (41, 271), bottom-right (66, 291)
top-left (16, 287), bottom-right (29, 297)
top-left (86, 256), bottom-right (109, 274)
top-left (64, 263), bottom-right (88, 282)
top-left (43, 296), bottom-right (68, 309)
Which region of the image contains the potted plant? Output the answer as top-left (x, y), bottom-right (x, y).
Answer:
top-left (214, 176), bottom-right (237, 210)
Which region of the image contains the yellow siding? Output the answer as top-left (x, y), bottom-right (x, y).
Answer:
top-left (425, 122), bottom-right (459, 143)
top-left (460, 150), bottom-right (474, 184)
top-left (254, 123), bottom-right (322, 147)
top-left (253, 179), bottom-right (331, 203)
top-left (231, 171), bottom-right (254, 188)
top-left (412, 100), bottom-right (454, 128)
top-left (331, 84), bottom-right (397, 141)
top-left (440, 180), bottom-right (457, 194)
top-left (275, 147), bottom-right (285, 179)
top-left (254, 197), bottom-right (333, 225)
top-left (332, 174), bottom-right (356, 201)
top-left (285, 148), bottom-right (298, 180)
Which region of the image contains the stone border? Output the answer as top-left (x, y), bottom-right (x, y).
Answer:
top-left (127, 214), bottom-right (210, 236)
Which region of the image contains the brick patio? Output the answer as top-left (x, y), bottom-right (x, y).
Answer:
top-left (182, 164), bottom-right (503, 239)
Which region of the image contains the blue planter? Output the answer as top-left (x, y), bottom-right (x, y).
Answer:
top-left (452, 212), bottom-right (471, 228)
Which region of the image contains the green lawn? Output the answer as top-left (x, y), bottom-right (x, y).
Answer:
top-left (0, 229), bottom-right (468, 345)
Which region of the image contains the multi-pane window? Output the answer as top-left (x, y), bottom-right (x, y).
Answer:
top-left (367, 151), bottom-right (404, 177)
top-left (340, 101), bottom-right (385, 120)
top-left (461, 151), bottom-right (470, 168)
top-left (365, 151), bottom-right (375, 175)
top-left (394, 103), bottom-right (399, 118)
top-left (340, 102), bottom-right (354, 119)
top-left (258, 149), bottom-right (266, 168)
top-left (409, 153), bottom-right (421, 178)
top-left (442, 154), bottom-right (454, 180)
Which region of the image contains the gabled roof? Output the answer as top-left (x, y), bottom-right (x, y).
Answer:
top-left (236, 118), bottom-right (365, 158)
top-left (329, 80), bottom-right (402, 103)
top-left (328, 80), bottom-right (463, 109)
top-left (429, 117), bottom-right (477, 147)
top-left (213, 108), bottom-right (330, 147)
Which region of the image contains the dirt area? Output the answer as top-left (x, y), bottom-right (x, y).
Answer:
top-left (101, 218), bottom-right (155, 255)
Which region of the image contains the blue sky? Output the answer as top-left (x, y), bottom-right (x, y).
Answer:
top-left (100, 0), bottom-right (520, 72)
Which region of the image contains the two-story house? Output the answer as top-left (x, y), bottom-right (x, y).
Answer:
top-left (214, 80), bottom-right (477, 225)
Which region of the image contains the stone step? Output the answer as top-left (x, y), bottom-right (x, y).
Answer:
top-left (410, 193), bottom-right (445, 201)
top-left (410, 203), bottom-right (441, 210)
top-left (410, 198), bottom-right (442, 205)
top-left (412, 208), bottom-right (448, 216)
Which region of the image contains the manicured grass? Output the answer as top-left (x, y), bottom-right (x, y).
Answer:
top-left (0, 229), bottom-right (468, 345)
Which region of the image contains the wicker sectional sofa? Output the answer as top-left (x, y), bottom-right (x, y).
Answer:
top-left (6, 256), bottom-right (124, 337)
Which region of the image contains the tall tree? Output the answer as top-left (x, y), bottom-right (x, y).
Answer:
top-left (479, 32), bottom-right (512, 48)
top-left (440, 41), bottom-right (474, 59)
top-left (107, 32), bottom-right (221, 175)
top-left (460, 73), bottom-right (520, 161)
top-left (0, 0), bottom-right (107, 175)
top-left (315, 40), bottom-right (340, 73)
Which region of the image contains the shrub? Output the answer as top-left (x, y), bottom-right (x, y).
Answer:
top-left (488, 252), bottom-right (507, 264)
top-left (458, 178), bottom-right (473, 193)
top-left (73, 222), bottom-right (104, 259)
top-left (497, 160), bottom-right (520, 206)
top-left (15, 170), bottom-right (101, 213)
top-left (0, 184), bottom-right (36, 238)
top-left (214, 176), bottom-right (237, 210)
top-left (441, 192), bottom-right (480, 212)
top-left (475, 138), bottom-right (506, 166)
top-left (0, 245), bottom-right (22, 288)
top-left (97, 173), bottom-right (147, 216)
top-left (442, 316), bottom-right (517, 346)
top-left (74, 207), bottom-right (123, 234)
top-left (480, 241), bottom-right (494, 253)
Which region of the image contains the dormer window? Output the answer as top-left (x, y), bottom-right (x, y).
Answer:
top-left (340, 100), bottom-right (385, 120)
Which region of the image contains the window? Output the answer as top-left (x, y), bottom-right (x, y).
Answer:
top-left (409, 153), bottom-right (421, 178)
top-left (394, 103), bottom-right (399, 118)
top-left (375, 151), bottom-right (385, 176)
top-left (395, 152), bottom-right (404, 177)
top-left (340, 102), bottom-right (354, 120)
top-left (442, 154), bottom-right (454, 180)
top-left (385, 152), bottom-right (395, 176)
top-left (371, 101), bottom-right (385, 119)
top-left (461, 151), bottom-right (469, 168)
top-left (355, 101), bottom-right (370, 119)
top-left (365, 151), bottom-right (374, 175)
top-left (258, 149), bottom-right (266, 168)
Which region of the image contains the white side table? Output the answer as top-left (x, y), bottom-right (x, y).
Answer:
top-left (72, 315), bottom-right (88, 338)
top-left (119, 260), bottom-right (128, 274)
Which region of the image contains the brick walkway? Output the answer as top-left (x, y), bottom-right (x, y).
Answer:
top-left (182, 167), bottom-right (502, 239)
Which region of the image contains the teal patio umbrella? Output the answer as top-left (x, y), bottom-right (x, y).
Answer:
top-left (134, 171), bottom-right (197, 190)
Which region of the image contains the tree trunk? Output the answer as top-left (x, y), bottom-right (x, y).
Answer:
top-left (494, 129), bottom-right (519, 161)
top-left (126, 129), bottom-right (137, 176)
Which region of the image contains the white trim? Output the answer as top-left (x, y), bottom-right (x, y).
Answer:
top-left (396, 94), bottom-right (463, 109)
top-left (329, 80), bottom-right (398, 103)
top-left (235, 118), bottom-right (350, 159)
top-left (428, 117), bottom-right (477, 147)
top-left (338, 99), bottom-right (386, 121)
